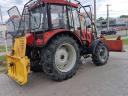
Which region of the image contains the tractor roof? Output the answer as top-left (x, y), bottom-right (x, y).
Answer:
top-left (27, 0), bottom-right (78, 11)
top-left (41, 0), bottom-right (78, 8)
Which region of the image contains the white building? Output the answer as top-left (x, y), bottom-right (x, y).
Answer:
top-left (0, 24), bottom-right (7, 38)
top-left (116, 18), bottom-right (128, 25)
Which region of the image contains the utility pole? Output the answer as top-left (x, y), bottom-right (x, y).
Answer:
top-left (107, 4), bottom-right (110, 31)
top-left (0, 6), bottom-right (3, 23)
top-left (126, 21), bottom-right (128, 36)
top-left (0, 6), bottom-right (8, 52)
top-left (94, 0), bottom-right (96, 25)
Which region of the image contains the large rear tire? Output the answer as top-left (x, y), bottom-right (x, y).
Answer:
top-left (41, 35), bottom-right (80, 81)
top-left (92, 42), bottom-right (109, 66)
top-left (30, 61), bottom-right (42, 72)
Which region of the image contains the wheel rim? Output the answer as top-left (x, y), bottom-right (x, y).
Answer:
top-left (55, 43), bottom-right (76, 72)
top-left (99, 46), bottom-right (108, 62)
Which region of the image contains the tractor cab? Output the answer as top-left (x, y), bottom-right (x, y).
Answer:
top-left (8, 0), bottom-right (96, 45)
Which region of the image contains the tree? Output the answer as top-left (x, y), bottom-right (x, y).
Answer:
top-left (97, 17), bottom-right (105, 22)
top-left (120, 15), bottom-right (128, 18)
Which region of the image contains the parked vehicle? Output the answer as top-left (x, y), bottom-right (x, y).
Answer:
top-left (101, 29), bottom-right (117, 35)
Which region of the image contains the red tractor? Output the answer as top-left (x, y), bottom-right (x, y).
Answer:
top-left (6, 0), bottom-right (109, 85)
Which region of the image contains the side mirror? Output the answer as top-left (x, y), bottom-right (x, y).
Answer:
top-left (8, 6), bottom-right (21, 31)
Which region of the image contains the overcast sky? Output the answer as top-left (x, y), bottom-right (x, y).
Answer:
top-left (0, 0), bottom-right (128, 22)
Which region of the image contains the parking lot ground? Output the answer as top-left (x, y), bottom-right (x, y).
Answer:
top-left (0, 52), bottom-right (128, 96)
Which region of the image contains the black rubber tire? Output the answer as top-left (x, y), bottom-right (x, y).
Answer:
top-left (92, 42), bottom-right (109, 66)
top-left (30, 62), bottom-right (42, 72)
top-left (31, 66), bottom-right (42, 72)
top-left (41, 35), bottom-right (80, 81)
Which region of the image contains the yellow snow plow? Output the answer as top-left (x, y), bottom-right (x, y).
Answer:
top-left (6, 37), bottom-right (30, 85)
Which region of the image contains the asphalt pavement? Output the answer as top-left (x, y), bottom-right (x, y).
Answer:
top-left (0, 51), bottom-right (128, 96)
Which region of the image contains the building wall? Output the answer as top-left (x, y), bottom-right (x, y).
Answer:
top-left (116, 18), bottom-right (128, 25)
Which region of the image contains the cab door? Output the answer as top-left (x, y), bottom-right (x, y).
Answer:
top-left (67, 7), bottom-right (92, 45)
top-left (67, 7), bottom-right (82, 38)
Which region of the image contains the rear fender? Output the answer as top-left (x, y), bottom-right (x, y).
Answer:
top-left (43, 29), bottom-right (83, 46)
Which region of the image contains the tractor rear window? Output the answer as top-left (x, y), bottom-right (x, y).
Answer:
top-left (50, 5), bottom-right (68, 29)
top-left (30, 5), bottom-right (48, 32)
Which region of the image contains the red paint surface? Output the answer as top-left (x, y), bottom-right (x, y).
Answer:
top-left (36, 38), bottom-right (43, 46)
top-left (75, 28), bottom-right (93, 47)
top-left (105, 40), bottom-right (123, 52)
top-left (82, 28), bottom-right (93, 46)
top-left (42, 29), bottom-right (82, 45)
top-left (101, 36), bottom-right (123, 52)
top-left (26, 28), bottom-right (94, 47)
top-left (42, 0), bottom-right (78, 8)
top-left (26, 33), bottom-right (34, 45)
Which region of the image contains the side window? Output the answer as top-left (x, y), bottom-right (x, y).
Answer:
top-left (67, 7), bottom-right (74, 30)
top-left (30, 6), bottom-right (48, 32)
top-left (79, 8), bottom-right (92, 30)
top-left (67, 7), bottom-right (80, 30)
top-left (79, 13), bottom-right (86, 30)
top-left (51, 5), bottom-right (68, 29)
top-left (72, 9), bottom-right (80, 30)
top-left (30, 6), bottom-right (42, 29)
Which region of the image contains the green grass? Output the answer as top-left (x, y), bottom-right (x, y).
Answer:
top-left (0, 56), bottom-right (6, 73)
top-left (123, 38), bottom-right (128, 45)
top-left (105, 35), bottom-right (128, 39)
top-left (104, 35), bottom-right (128, 45)
top-left (104, 35), bottom-right (118, 39)
top-left (0, 56), bottom-right (5, 61)
top-left (0, 46), bottom-right (11, 52)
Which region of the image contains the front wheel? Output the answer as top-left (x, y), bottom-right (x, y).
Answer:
top-left (92, 42), bottom-right (109, 66)
top-left (42, 35), bottom-right (80, 81)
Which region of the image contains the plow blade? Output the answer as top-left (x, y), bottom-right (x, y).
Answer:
top-left (101, 36), bottom-right (123, 52)
top-left (6, 37), bottom-right (30, 85)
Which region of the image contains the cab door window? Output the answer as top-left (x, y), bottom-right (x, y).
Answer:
top-left (50, 5), bottom-right (68, 29)
top-left (72, 9), bottom-right (80, 30)
top-left (67, 7), bottom-right (80, 31)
